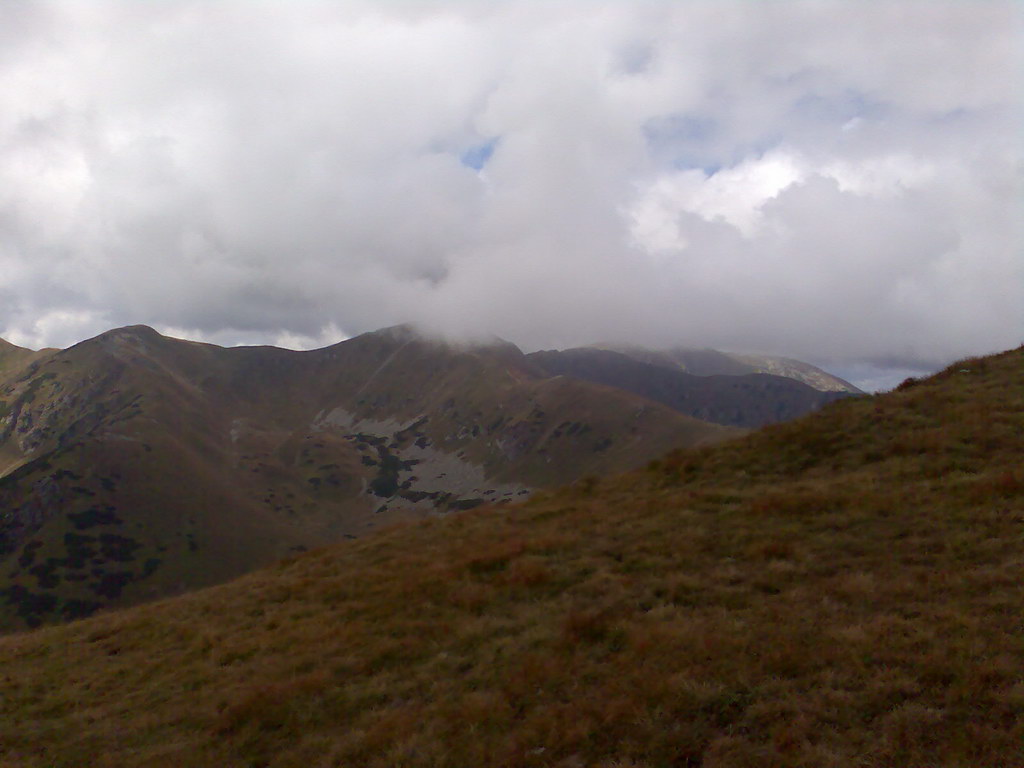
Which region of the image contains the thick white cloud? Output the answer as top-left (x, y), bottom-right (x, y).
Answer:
top-left (0, 0), bottom-right (1020, 389)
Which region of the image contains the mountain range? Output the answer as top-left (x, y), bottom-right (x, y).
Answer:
top-left (0, 343), bottom-right (1019, 766)
top-left (0, 324), bottom-right (853, 630)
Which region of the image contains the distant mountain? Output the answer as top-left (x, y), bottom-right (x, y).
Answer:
top-left (594, 343), bottom-right (861, 393)
top-left (0, 324), bottom-right (735, 630)
top-left (528, 346), bottom-right (854, 428)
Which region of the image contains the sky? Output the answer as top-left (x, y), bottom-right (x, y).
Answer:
top-left (0, 0), bottom-right (1021, 391)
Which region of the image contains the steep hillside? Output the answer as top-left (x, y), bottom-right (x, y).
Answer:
top-left (0, 325), bottom-right (735, 630)
top-left (0, 346), bottom-right (1020, 766)
top-left (529, 347), bottom-right (851, 427)
top-left (597, 343), bottom-right (861, 393)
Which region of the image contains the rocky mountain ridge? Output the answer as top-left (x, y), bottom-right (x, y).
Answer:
top-left (0, 324), bottom-right (737, 629)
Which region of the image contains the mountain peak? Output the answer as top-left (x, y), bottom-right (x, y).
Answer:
top-left (96, 324), bottom-right (164, 342)
top-left (360, 322), bottom-right (421, 343)
top-left (355, 323), bottom-right (523, 357)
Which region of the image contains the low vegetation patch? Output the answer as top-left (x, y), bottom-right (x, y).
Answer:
top-left (0, 348), bottom-right (1022, 766)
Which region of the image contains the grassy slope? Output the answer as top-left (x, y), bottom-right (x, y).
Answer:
top-left (0, 340), bottom-right (54, 383)
top-left (0, 348), bottom-right (1021, 766)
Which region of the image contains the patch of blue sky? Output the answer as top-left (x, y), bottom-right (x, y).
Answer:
top-left (460, 138), bottom-right (499, 171)
top-left (695, 134), bottom-right (786, 176)
top-left (644, 113), bottom-right (716, 145)
top-left (614, 42), bottom-right (654, 76)
top-left (826, 363), bottom-right (935, 394)
top-left (931, 107), bottom-right (969, 123)
top-left (643, 113), bottom-right (723, 175)
top-left (923, 106), bottom-right (996, 128)
top-left (790, 88), bottom-right (889, 125)
top-left (644, 113), bottom-right (791, 176)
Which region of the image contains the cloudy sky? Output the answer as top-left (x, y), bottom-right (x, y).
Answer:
top-left (1, 1), bottom-right (1020, 389)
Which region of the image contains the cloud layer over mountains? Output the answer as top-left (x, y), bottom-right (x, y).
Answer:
top-left (1, 1), bottom-right (1020, 387)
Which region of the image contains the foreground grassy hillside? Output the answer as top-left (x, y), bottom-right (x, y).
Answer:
top-left (0, 347), bottom-right (1021, 767)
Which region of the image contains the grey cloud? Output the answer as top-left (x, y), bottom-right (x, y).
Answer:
top-left (0, 1), bottom-right (1020, 389)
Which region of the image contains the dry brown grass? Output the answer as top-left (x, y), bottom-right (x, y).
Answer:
top-left (0, 347), bottom-right (1022, 766)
